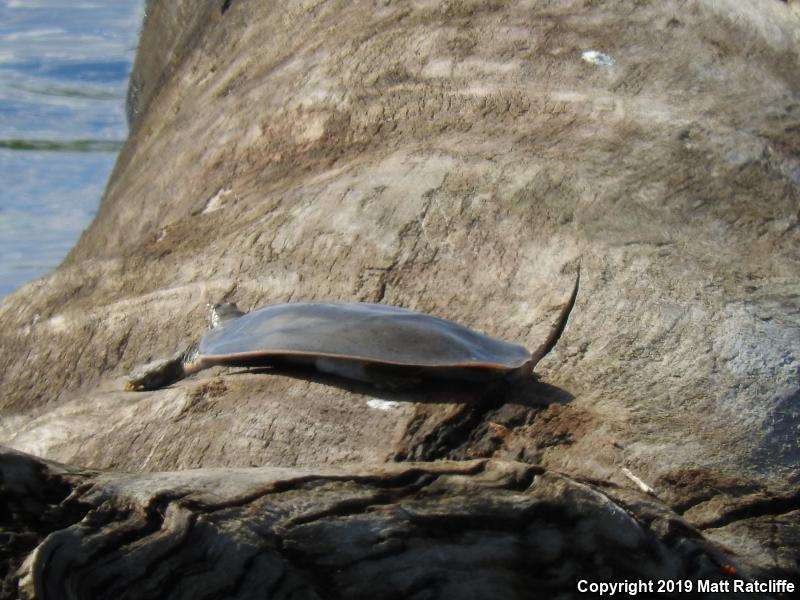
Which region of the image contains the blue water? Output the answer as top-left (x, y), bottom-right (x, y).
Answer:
top-left (0, 0), bottom-right (144, 297)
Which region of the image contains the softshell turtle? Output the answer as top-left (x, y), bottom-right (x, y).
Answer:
top-left (127, 273), bottom-right (579, 391)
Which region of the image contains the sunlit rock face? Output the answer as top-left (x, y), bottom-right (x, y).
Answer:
top-left (0, 1), bottom-right (798, 593)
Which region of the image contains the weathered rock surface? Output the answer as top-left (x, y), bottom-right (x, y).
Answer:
top-left (0, 0), bottom-right (798, 594)
top-left (1, 448), bottom-right (790, 600)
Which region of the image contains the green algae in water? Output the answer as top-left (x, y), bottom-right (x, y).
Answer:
top-left (0, 139), bottom-right (123, 152)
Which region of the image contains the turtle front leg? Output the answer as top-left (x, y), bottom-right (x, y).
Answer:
top-left (125, 344), bottom-right (197, 391)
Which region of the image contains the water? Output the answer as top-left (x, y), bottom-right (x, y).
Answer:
top-left (0, 0), bottom-right (144, 298)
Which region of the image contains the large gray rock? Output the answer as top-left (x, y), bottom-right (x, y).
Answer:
top-left (0, 0), bottom-right (797, 593)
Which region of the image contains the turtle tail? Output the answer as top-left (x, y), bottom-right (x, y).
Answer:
top-left (529, 265), bottom-right (580, 369)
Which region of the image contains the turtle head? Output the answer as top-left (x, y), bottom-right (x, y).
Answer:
top-left (126, 354), bottom-right (186, 391)
top-left (208, 302), bottom-right (245, 329)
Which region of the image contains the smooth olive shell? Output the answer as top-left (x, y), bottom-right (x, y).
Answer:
top-left (198, 302), bottom-right (530, 371)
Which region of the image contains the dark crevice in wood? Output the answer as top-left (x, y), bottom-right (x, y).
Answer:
top-left (0, 457), bottom-right (91, 599)
top-left (696, 489), bottom-right (800, 530)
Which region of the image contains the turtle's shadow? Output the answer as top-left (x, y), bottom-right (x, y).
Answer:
top-left (226, 365), bottom-right (574, 408)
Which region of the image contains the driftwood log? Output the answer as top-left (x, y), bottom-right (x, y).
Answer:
top-left (0, 0), bottom-right (798, 597)
top-left (3, 448), bottom-right (794, 599)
